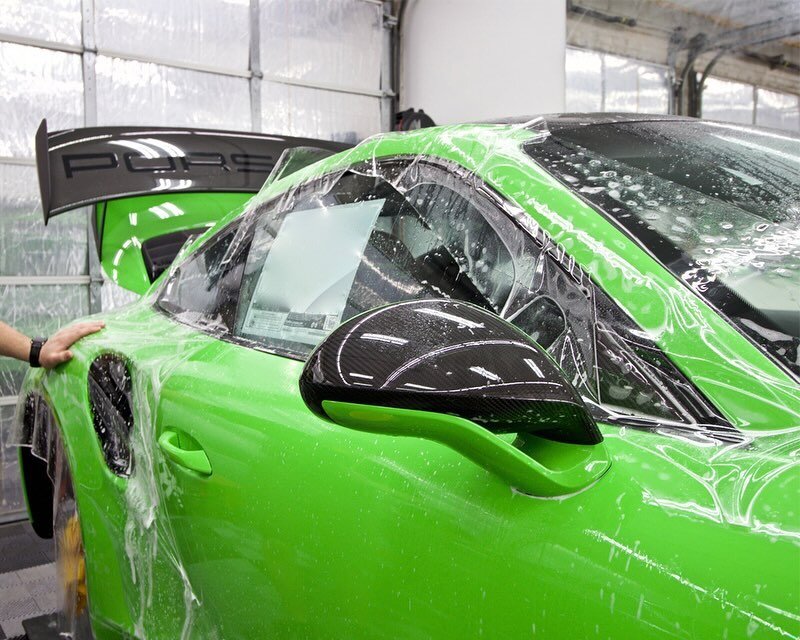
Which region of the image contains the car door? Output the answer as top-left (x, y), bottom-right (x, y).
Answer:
top-left (150, 159), bottom-right (793, 639)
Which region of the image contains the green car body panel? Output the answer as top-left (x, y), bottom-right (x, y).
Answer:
top-left (17, 122), bottom-right (800, 639)
top-left (97, 192), bottom-right (253, 294)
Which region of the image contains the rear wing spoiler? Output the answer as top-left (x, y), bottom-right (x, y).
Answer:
top-left (36, 119), bottom-right (350, 223)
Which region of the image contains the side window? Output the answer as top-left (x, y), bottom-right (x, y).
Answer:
top-left (232, 170), bottom-right (516, 355)
top-left (505, 248), bottom-right (597, 400)
top-left (400, 181), bottom-right (515, 312)
top-left (157, 220), bottom-right (252, 333)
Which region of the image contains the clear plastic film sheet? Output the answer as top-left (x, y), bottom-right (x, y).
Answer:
top-left (260, 80), bottom-right (383, 144)
top-left (0, 165), bottom-right (88, 277)
top-left (259, 0), bottom-right (383, 95)
top-left (94, 56), bottom-right (252, 131)
top-left (565, 48), bottom-right (603, 112)
top-left (702, 77), bottom-right (756, 126)
top-left (0, 0), bottom-right (82, 47)
top-left (0, 42), bottom-right (84, 159)
top-left (10, 119), bottom-right (800, 639)
top-left (0, 286), bottom-right (89, 396)
top-left (565, 48), bottom-right (670, 116)
top-left (95, 0), bottom-right (251, 72)
top-left (0, 404), bottom-right (24, 514)
top-left (756, 88), bottom-right (800, 132)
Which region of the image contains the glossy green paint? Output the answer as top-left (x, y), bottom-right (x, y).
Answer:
top-left (31, 303), bottom-right (800, 639)
top-left (322, 401), bottom-right (611, 497)
top-left (19, 124), bottom-right (800, 639)
top-left (98, 192), bottom-right (252, 294)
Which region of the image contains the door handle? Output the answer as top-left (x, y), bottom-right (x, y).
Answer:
top-left (158, 429), bottom-right (212, 476)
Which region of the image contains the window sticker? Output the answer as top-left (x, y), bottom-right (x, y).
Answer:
top-left (241, 199), bottom-right (385, 346)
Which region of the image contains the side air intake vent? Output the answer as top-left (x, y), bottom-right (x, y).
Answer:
top-left (88, 354), bottom-right (134, 477)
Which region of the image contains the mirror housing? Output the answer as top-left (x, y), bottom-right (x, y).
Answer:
top-left (300, 299), bottom-right (601, 446)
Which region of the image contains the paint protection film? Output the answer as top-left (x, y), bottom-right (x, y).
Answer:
top-left (198, 155), bottom-right (731, 436)
top-left (9, 119), bottom-right (800, 639)
top-left (526, 119), bottom-right (800, 378)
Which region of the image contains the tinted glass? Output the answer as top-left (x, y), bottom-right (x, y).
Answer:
top-left (233, 171), bottom-right (516, 355)
top-left (157, 221), bottom-right (251, 333)
top-left (527, 120), bottom-right (800, 377)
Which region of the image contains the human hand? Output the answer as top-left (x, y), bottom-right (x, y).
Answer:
top-left (39, 321), bottom-right (106, 369)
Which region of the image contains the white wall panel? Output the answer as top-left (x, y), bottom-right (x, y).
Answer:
top-left (261, 80), bottom-right (381, 143)
top-left (96, 56), bottom-right (252, 130)
top-left (401, 0), bottom-right (566, 124)
top-left (96, 0), bottom-right (251, 71)
top-left (565, 48), bottom-right (602, 112)
top-left (0, 164), bottom-right (87, 276)
top-left (0, 42), bottom-right (83, 158)
top-left (756, 88), bottom-right (800, 131)
top-left (260, 0), bottom-right (383, 93)
top-left (702, 77), bottom-right (754, 125)
top-left (0, 0), bottom-right (82, 46)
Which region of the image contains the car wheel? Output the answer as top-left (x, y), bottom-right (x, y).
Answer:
top-left (52, 433), bottom-right (93, 639)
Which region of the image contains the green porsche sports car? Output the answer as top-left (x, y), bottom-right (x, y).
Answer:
top-left (14, 115), bottom-right (799, 639)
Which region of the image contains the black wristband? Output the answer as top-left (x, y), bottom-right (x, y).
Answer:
top-left (29, 337), bottom-right (47, 368)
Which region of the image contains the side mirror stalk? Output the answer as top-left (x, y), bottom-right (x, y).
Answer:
top-left (323, 401), bottom-right (610, 497)
top-left (301, 300), bottom-right (611, 497)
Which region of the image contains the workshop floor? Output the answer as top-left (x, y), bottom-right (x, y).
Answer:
top-left (0, 521), bottom-right (56, 639)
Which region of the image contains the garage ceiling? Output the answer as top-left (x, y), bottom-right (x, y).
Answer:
top-left (570, 0), bottom-right (800, 69)
top-left (664, 0), bottom-right (800, 49)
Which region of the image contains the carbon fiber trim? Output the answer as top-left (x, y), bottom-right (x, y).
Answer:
top-left (299, 299), bottom-right (602, 445)
top-left (35, 119), bottom-right (351, 222)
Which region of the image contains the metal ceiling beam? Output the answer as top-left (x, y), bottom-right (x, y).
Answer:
top-left (567, 0), bottom-right (637, 27)
top-left (668, 14), bottom-right (800, 116)
top-left (693, 17), bottom-right (800, 56)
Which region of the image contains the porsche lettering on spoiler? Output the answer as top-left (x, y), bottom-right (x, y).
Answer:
top-left (61, 150), bottom-right (273, 178)
top-left (36, 119), bottom-right (351, 222)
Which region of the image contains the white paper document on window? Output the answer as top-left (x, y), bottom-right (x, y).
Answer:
top-left (241, 199), bottom-right (385, 346)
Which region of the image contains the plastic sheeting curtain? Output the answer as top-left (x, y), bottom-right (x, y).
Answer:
top-left (566, 47), bottom-right (800, 132)
top-left (565, 47), bottom-right (670, 115)
top-left (702, 77), bottom-right (756, 125)
top-left (0, 0), bottom-right (389, 519)
top-left (703, 76), bottom-right (800, 130)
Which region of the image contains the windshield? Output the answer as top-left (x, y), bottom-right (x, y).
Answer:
top-left (527, 119), bottom-right (800, 378)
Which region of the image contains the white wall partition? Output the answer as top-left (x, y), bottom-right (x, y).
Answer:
top-left (400, 0), bottom-right (567, 124)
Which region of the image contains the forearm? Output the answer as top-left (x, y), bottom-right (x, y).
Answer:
top-left (0, 321), bottom-right (31, 362)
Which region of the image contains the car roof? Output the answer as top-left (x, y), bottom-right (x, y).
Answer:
top-left (481, 112), bottom-right (698, 129)
top-left (478, 113), bottom-right (800, 139)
